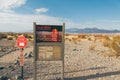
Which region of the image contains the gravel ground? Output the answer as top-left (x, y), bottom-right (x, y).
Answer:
top-left (0, 39), bottom-right (120, 80)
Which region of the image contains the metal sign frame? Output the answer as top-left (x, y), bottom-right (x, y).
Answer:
top-left (33, 22), bottom-right (65, 80)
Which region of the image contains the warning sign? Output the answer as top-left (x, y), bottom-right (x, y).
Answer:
top-left (34, 23), bottom-right (64, 61)
top-left (17, 35), bottom-right (27, 48)
top-left (36, 25), bottom-right (62, 43)
top-left (33, 22), bottom-right (65, 80)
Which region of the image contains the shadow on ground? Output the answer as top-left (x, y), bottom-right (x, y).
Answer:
top-left (64, 70), bottom-right (120, 80)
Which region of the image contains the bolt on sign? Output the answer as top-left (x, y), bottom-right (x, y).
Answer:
top-left (33, 22), bottom-right (65, 80)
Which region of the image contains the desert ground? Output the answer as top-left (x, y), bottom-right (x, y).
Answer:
top-left (0, 33), bottom-right (120, 80)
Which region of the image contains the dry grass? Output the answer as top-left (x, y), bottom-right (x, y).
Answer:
top-left (65, 35), bottom-right (81, 44)
top-left (89, 44), bottom-right (96, 51)
top-left (103, 41), bottom-right (111, 47)
top-left (110, 36), bottom-right (120, 56)
top-left (78, 34), bottom-right (86, 39)
top-left (103, 36), bottom-right (120, 57)
top-left (88, 37), bottom-right (92, 41)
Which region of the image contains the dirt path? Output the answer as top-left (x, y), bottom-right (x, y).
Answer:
top-left (0, 47), bottom-right (33, 63)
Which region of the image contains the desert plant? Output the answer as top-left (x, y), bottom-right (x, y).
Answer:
top-left (14, 35), bottom-right (18, 39)
top-left (89, 44), bottom-right (96, 51)
top-left (94, 38), bottom-right (97, 43)
top-left (103, 35), bottom-right (110, 41)
top-left (7, 32), bottom-right (14, 36)
top-left (88, 37), bottom-right (92, 41)
top-left (72, 37), bottom-right (80, 44)
top-left (28, 35), bottom-right (33, 39)
top-left (103, 41), bottom-right (111, 47)
top-left (104, 36), bottom-right (120, 57)
top-left (110, 37), bottom-right (120, 56)
top-left (78, 34), bottom-right (86, 39)
top-left (7, 37), bottom-right (13, 40)
top-left (0, 33), bottom-right (7, 40)
top-left (65, 34), bottom-right (70, 36)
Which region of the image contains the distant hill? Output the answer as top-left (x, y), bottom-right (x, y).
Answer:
top-left (65, 28), bottom-right (120, 33)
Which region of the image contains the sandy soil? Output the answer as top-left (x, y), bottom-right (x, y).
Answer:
top-left (1, 39), bottom-right (120, 80)
top-left (0, 47), bottom-right (33, 63)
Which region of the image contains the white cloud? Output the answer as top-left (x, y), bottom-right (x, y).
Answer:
top-left (35, 8), bottom-right (48, 13)
top-left (1, 11), bottom-right (120, 32)
top-left (2, 10), bottom-right (14, 13)
top-left (0, 0), bottom-right (26, 12)
top-left (0, 12), bottom-right (81, 32)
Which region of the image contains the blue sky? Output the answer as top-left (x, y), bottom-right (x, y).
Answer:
top-left (0, 0), bottom-right (120, 32)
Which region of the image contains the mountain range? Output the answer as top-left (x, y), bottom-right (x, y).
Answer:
top-left (65, 28), bottom-right (120, 33)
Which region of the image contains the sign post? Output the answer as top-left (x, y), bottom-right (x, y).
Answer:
top-left (20, 48), bottom-right (24, 79)
top-left (17, 35), bottom-right (27, 80)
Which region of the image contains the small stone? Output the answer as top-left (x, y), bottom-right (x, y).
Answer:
top-left (111, 75), bottom-right (115, 78)
top-left (73, 49), bottom-right (77, 51)
top-left (0, 66), bottom-right (4, 70)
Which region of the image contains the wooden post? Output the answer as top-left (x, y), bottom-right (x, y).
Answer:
top-left (33, 22), bottom-right (37, 80)
top-left (62, 22), bottom-right (65, 80)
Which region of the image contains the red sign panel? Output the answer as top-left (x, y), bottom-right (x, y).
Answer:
top-left (17, 35), bottom-right (27, 48)
top-left (36, 25), bottom-right (62, 42)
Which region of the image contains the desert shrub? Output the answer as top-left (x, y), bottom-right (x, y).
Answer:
top-left (23, 33), bottom-right (29, 38)
top-left (88, 37), bottom-right (92, 41)
top-left (110, 36), bottom-right (120, 56)
top-left (14, 35), bottom-right (18, 39)
top-left (7, 37), bottom-right (13, 40)
top-left (16, 33), bottom-right (22, 35)
top-left (103, 35), bottom-right (110, 41)
top-left (68, 39), bottom-right (72, 42)
top-left (7, 32), bottom-right (14, 36)
top-left (72, 37), bottom-right (81, 44)
top-left (94, 38), bottom-right (97, 43)
top-left (72, 38), bottom-right (77, 44)
top-left (104, 36), bottom-right (120, 57)
top-left (65, 34), bottom-right (70, 36)
top-left (65, 38), bottom-right (72, 42)
top-left (28, 35), bottom-right (33, 39)
top-left (78, 34), bottom-right (86, 39)
top-left (103, 41), bottom-right (111, 47)
top-left (65, 38), bottom-right (70, 41)
top-left (0, 33), bottom-right (7, 39)
top-left (89, 44), bottom-right (96, 51)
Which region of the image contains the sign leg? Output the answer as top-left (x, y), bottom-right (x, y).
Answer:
top-left (20, 48), bottom-right (24, 80)
top-left (21, 66), bottom-right (24, 80)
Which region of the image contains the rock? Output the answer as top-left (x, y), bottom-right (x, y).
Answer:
top-left (24, 52), bottom-right (33, 59)
top-left (8, 66), bottom-right (15, 71)
top-left (15, 75), bottom-right (21, 80)
top-left (110, 75), bottom-right (115, 78)
top-left (73, 49), bottom-right (77, 51)
top-left (56, 77), bottom-right (61, 80)
top-left (24, 53), bottom-right (27, 57)
top-left (0, 66), bottom-right (4, 70)
top-left (0, 76), bottom-right (9, 80)
top-left (96, 73), bottom-right (99, 77)
top-left (14, 59), bottom-right (20, 65)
